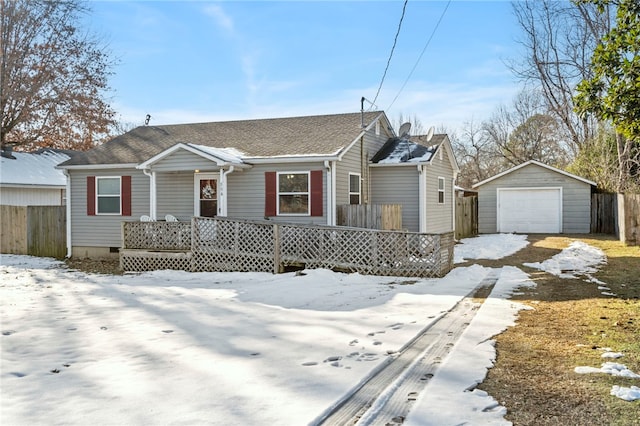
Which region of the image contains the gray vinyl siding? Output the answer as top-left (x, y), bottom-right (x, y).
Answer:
top-left (151, 163), bottom-right (328, 225)
top-left (369, 144), bottom-right (456, 234)
top-left (227, 162), bottom-right (328, 225)
top-left (152, 150), bottom-right (221, 172)
top-left (156, 172), bottom-right (194, 221)
top-left (477, 164), bottom-right (592, 233)
top-left (424, 147), bottom-right (455, 233)
top-left (69, 168), bottom-right (149, 248)
top-left (0, 186), bottom-right (65, 206)
top-left (370, 166), bottom-right (419, 232)
top-left (336, 141), bottom-right (364, 206)
top-left (336, 129), bottom-right (389, 206)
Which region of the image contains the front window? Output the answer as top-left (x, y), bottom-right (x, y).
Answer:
top-left (278, 172), bottom-right (309, 215)
top-left (438, 177), bottom-right (445, 204)
top-left (97, 177), bottom-right (121, 214)
top-left (349, 173), bottom-right (361, 205)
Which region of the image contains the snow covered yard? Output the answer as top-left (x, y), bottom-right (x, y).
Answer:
top-left (1, 234), bottom-right (628, 425)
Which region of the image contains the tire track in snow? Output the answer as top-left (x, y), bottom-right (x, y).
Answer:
top-left (313, 269), bottom-right (501, 426)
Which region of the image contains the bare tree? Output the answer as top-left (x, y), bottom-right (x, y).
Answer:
top-left (392, 113), bottom-right (427, 137)
top-left (483, 89), bottom-right (571, 168)
top-left (451, 119), bottom-right (502, 188)
top-left (574, 0), bottom-right (640, 193)
top-left (510, 0), bottom-right (612, 153)
top-left (506, 113), bottom-right (570, 167)
top-left (568, 125), bottom-right (639, 192)
top-left (1, 0), bottom-right (116, 151)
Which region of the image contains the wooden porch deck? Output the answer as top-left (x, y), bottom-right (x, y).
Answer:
top-left (120, 217), bottom-right (454, 278)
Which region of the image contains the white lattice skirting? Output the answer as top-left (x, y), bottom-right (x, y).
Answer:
top-left (120, 217), bottom-right (454, 277)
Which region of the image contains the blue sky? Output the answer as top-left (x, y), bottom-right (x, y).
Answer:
top-left (87, 1), bottom-right (523, 133)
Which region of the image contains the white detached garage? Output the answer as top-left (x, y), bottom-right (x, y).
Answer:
top-left (473, 160), bottom-right (596, 234)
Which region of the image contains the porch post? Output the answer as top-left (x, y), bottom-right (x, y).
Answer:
top-left (324, 161), bottom-right (335, 226)
top-left (220, 165), bottom-right (236, 217)
top-left (143, 168), bottom-right (157, 220)
top-left (150, 171), bottom-right (157, 220)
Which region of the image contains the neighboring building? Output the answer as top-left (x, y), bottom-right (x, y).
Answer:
top-left (0, 147), bottom-right (71, 206)
top-left (58, 111), bottom-right (458, 258)
top-left (473, 160), bottom-right (596, 234)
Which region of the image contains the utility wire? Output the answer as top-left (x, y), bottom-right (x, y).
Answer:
top-left (370, 0), bottom-right (408, 109)
top-left (386, 0), bottom-right (452, 112)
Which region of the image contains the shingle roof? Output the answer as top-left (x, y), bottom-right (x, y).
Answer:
top-left (60, 111), bottom-right (384, 167)
top-left (472, 159), bottom-right (597, 188)
top-left (371, 134), bottom-right (446, 164)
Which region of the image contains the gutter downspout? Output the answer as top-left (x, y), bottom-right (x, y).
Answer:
top-left (452, 172), bottom-right (458, 238)
top-left (142, 168), bottom-right (156, 220)
top-left (63, 169), bottom-right (72, 258)
top-left (220, 165), bottom-right (235, 217)
top-left (418, 164), bottom-right (426, 233)
top-left (324, 161), bottom-right (335, 226)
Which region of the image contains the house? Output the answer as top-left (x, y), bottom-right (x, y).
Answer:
top-left (57, 111), bottom-right (458, 259)
top-left (369, 133), bottom-right (459, 233)
top-left (472, 160), bottom-right (596, 234)
top-left (0, 147), bottom-right (71, 206)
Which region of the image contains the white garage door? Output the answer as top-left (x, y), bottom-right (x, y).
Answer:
top-left (498, 188), bottom-right (562, 233)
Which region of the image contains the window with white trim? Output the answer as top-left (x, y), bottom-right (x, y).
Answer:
top-left (438, 177), bottom-right (445, 204)
top-left (278, 172), bottom-right (310, 215)
top-left (349, 173), bottom-right (361, 205)
top-left (97, 176), bottom-right (121, 214)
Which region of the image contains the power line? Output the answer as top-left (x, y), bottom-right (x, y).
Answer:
top-left (386, 0), bottom-right (452, 112)
top-left (370, 0), bottom-right (409, 109)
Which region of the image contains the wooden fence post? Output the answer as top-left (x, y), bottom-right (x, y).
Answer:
top-left (618, 194), bottom-right (640, 246)
top-left (273, 223), bottom-right (281, 274)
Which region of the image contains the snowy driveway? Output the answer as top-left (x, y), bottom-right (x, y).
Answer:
top-left (1, 234), bottom-right (552, 425)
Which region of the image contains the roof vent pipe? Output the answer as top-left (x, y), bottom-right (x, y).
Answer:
top-left (360, 96), bottom-right (365, 128)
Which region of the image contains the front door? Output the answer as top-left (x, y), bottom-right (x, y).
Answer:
top-left (195, 174), bottom-right (218, 217)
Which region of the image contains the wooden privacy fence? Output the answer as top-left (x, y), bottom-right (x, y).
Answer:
top-left (455, 196), bottom-right (478, 240)
top-left (337, 204), bottom-right (402, 230)
top-left (1, 205), bottom-right (66, 259)
top-left (591, 193), bottom-right (617, 234)
top-left (591, 193), bottom-right (639, 245)
top-left (120, 217), bottom-right (455, 278)
top-left (618, 194), bottom-right (640, 246)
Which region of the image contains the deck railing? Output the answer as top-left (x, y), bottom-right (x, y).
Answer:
top-left (122, 220), bottom-right (191, 250)
top-left (121, 217), bottom-right (454, 277)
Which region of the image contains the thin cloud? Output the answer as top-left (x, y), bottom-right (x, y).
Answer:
top-left (203, 4), bottom-right (234, 34)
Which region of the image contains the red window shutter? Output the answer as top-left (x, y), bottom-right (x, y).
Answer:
top-left (310, 170), bottom-right (323, 217)
top-left (121, 176), bottom-right (132, 216)
top-left (87, 176), bottom-right (96, 216)
top-left (265, 172), bottom-right (277, 217)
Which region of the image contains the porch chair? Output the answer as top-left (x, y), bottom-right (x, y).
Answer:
top-left (165, 214), bottom-right (178, 222)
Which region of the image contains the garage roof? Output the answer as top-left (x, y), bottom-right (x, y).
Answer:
top-left (472, 160), bottom-right (597, 188)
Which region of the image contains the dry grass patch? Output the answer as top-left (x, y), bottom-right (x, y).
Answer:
top-left (476, 234), bottom-right (640, 426)
top-left (65, 257), bottom-right (122, 275)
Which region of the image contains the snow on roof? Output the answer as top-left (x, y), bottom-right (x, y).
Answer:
top-left (0, 150), bottom-right (70, 187)
top-left (371, 137), bottom-right (438, 164)
top-left (187, 144), bottom-right (246, 164)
